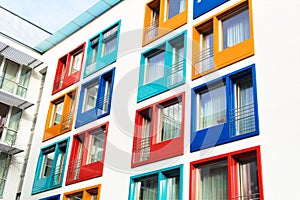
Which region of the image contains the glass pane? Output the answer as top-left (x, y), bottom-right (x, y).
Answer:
top-left (52, 101), bottom-right (64, 125)
top-left (68, 193), bottom-right (83, 200)
top-left (40, 151), bottom-right (55, 178)
top-left (168, 40), bottom-right (184, 85)
top-left (83, 83), bottom-right (98, 112)
top-left (223, 9), bottom-right (250, 49)
top-left (234, 77), bottom-right (255, 136)
top-left (198, 161), bottom-right (228, 200)
top-left (166, 174), bottom-right (180, 200)
top-left (198, 86), bottom-right (226, 129)
top-left (146, 51), bottom-right (165, 83)
top-left (101, 78), bottom-right (112, 114)
top-left (5, 107), bottom-right (22, 144)
top-left (16, 66), bottom-right (31, 98)
top-left (168, 0), bottom-right (185, 19)
top-left (157, 101), bottom-right (182, 142)
top-left (86, 128), bottom-right (105, 164)
top-left (136, 175), bottom-right (158, 200)
top-left (1, 60), bottom-right (19, 93)
top-left (69, 51), bottom-right (83, 75)
top-left (238, 159), bottom-right (259, 200)
top-left (200, 30), bottom-right (214, 73)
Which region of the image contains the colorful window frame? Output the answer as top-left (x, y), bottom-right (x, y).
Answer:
top-left (193, 0), bottom-right (229, 19)
top-left (129, 165), bottom-right (183, 200)
top-left (132, 92), bottom-right (185, 167)
top-left (66, 123), bottom-right (108, 185)
top-left (190, 146), bottom-right (264, 200)
top-left (143, 0), bottom-right (188, 45)
top-left (75, 68), bottom-right (115, 128)
top-left (83, 21), bottom-right (121, 78)
top-left (52, 44), bottom-right (85, 94)
top-left (40, 194), bottom-right (60, 200)
top-left (44, 88), bottom-right (78, 142)
top-left (138, 32), bottom-right (186, 102)
top-left (63, 184), bottom-right (101, 200)
top-left (191, 64), bottom-right (259, 152)
top-left (32, 138), bottom-right (69, 194)
top-left (192, 0), bottom-right (254, 80)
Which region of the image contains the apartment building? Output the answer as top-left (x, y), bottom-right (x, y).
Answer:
top-left (1, 0), bottom-right (300, 199)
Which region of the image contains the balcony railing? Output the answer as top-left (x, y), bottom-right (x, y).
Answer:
top-left (232, 192), bottom-right (260, 200)
top-left (51, 165), bottom-right (64, 186)
top-left (96, 95), bottom-right (110, 115)
top-left (67, 159), bottom-right (82, 181)
top-left (60, 112), bottom-right (73, 131)
top-left (194, 47), bottom-right (214, 74)
top-left (166, 60), bottom-right (184, 86)
top-left (0, 76), bottom-right (28, 98)
top-left (144, 20), bottom-right (159, 42)
top-left (0, 126), bottom-right (17, 145)
top-left (53, 75), bottom-right (64, 91)
top-left (85, 62), bottom-right (96, 74)
top-left (229, 103), bottom-right (255, 136)
top-left (133, 136), bottom-right (151, 163)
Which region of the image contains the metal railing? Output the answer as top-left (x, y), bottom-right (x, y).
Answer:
top-left (60, 112), bottom-right (73, 131)
top-left (67, 159), bottom-right (82, 181)
top-left (51, 165), bottom-right (64, 186)
top-left (53, 75), bottom-right (64, 91)
top-left (229, 103), bottom-right (255, 136)
top-left (194, 47), bottom-right (214, 74)
top-left (160, 114), bottom-right (181, 140)
top-left (166, 60), bottom-right (184, 86)
top-left (0, 76), bottom-right (28, 98)
top-left (0, 126), bottom-right (17, 145)
top-left (96, 95), bottom-right (110, 115)
top-left (144, 20), bottom-right (159, 42)
top-left (232, 192), bottom-right (260, 200)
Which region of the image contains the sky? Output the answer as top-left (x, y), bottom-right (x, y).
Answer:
top-left (0, 0), bottom-right (99, 33)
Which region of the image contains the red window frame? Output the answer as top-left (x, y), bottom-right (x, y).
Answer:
top-left (66, 122), bottom-right (108, 185)
top-left (189, 146), bottom-right (264, 200)
top-left (52, 43), bottom-right (86, 94)
top-left (131, 92), bottom-right (185, 167)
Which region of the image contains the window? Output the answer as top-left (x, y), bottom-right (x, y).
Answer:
top-left (191, 65), bottom-right (259, 151)
top-left (193, 0), bottom-right (229, 19)
top-left (138, 32), bottom-right (186, 102)
top-left (143, 0), bottom-right (187, 45)
top-left (192, 1), bottom-right (254, 79)
top-left (0, 57), bottom-right (32, 98)
top-left (129, 165), bottom-right (183, 200)
top-left (39, 194), bottom-right (60, 200)
top-left (76, 68), bottom-right (115, 128)
top-left (132, 93), bottom-right (184, 167)
top-left (0, 103), bottom-right (22, 145)
top-left (32, 139), bottom-right (69, 194)
top-left (44, 89), bottom-right (77, 141)
top-left (52, 44), bottom-right (85, 94)
top-left (190, 146), bottom-right (263, 200)
top-left (66, 124), bottom-right (108, 185)
top-left (84, 21), bottom-right (120, 78)
top-left (63, 185), bottom-right (100, 200)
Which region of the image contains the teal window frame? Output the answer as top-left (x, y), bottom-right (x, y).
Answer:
top-left (128, 165), bottom-right (183, 200)
top-left (32, 138), bottom-right (70, 194)
top-left (137, 31), bottom-right (187, 102)
top-left (83, 21), bottom-right (121, 78)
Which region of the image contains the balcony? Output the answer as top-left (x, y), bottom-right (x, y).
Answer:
top-left (133, 136), bottom-right (151, 163)
top-left (166, 60), bottom-right (184, 86)
top-left (194, 47), bottom-right (214, 74)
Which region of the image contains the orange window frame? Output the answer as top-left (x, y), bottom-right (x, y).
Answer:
top-left (143, 0), bottom-right (188, 46)
top-left (63, 184), bottom-right (101, 200)
top-left (192, 0), bottom-right (254, 80)
top-left (43, 88), bottom-right (78, 142)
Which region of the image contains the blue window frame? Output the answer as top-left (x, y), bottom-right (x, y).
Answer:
top-left (137, 31), bottom-right (186, 102)
top-left (193, 0), bottom-right (229, 19)
top-left (40, 194), bottom-right (60, 200)
top-left (83, 21), bottom-right (121, 78)
top-left (128, 165), bottom-right (183, 200)
top-left (75, 68), bottom-right (115, 128)
top-left (190, 64), bottom-right (259, 152)
top-left (32, 138), bottom-right (70, 194)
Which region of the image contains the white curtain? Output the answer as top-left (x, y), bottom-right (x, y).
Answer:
top-left (136, 176), bottom-right (158, 200)
top-left (236, 78), bottom-right (254, 135)
top-left (167, 175), bottom-right (179, 199)
top-left (199, 163), bottom-right (228, 200)
top-left (159, 101), bottom-right (182, 141)
top-left (239, 159), bottom-right (259, 200)
top-left (199, 86), bottom-right (226, 129)
top-left (140, 117), bottom-right (151, 162)
top-left (223, 9), bottom-right (250, 49)
top-left (146, 51), bottom-right (165, 83)
top-left (200, 31), bottom-right (214, 73)
top-left (169, 44), bottom-right (184, 85)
